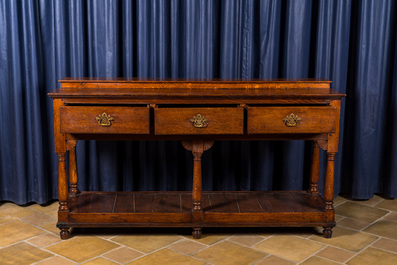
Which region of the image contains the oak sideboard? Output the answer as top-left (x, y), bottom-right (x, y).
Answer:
top-left (48, 78), bottom-right (345, 239)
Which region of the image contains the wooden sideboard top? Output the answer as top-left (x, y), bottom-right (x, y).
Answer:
top-left (48, 78), bottom-right (345, 104)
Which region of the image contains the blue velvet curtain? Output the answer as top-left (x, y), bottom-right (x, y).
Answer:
top-left (1, 0), bottom-right (396, 204)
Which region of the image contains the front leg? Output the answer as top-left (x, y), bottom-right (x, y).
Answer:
top-left (323, 152), bottom-right (336, 238)
top-left (57, 152), bottom-right (70, 239)
top-left (182, 140), bottom-right (213, 239)
top-left (67, 140), bottom-right (79, 195)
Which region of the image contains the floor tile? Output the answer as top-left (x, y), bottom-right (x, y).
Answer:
top-left (227, 235), bottom-right (265, 246)
top-left (21, 212), bottom-right (56, 226)
top-left (27, 232), bottom-right (62, 248)
top-left (98, 235), bottom-right (116, 240)
top-left (376, 199), bottom-right (397, 212)
top-left (103, 247), bottom-right (144, 263)
top-left (128, 249), bottom-right (205, 265)
top-left (316, 246), bottom-right (355, 263)
top-left (335, 201), bottom-right (389, 223)
top-left (29, 201), bottom-right (59, 218)
top-left (0, 220), bottom-right (45, 247)
top-left (347, 247), bottom-right (397, 265)
top-left (0, 242), bottom-right (53, 265)
top-left (384, 212), bottom-right (397, 222)
top-left (0, 202), bottom-right (36, 218)
top-left (310, 226), bottom-right (378, 252)
top-left (187, 233), bottom-right (230, 245)
top-left (39, 221), bottom-right (60, 235)
top-left (258, 227), bottom-right (316, 238)
top-left (256, 255), bottom-right (296, 265)
top-left (334, 215), bottom-right (344, 222)
top-left (0, 215), bottom-right (13, 224)
top-left (333, 196), bottom-right (348, 207)
top-left (353, 195), bottom-right (384, 207)
top-left (300, 256), bottom-right (341, 265)
top-left (364, 219), bottom-right (397, 240)
top-left (46, 236), bottom-right (119, 263)
top-left (168, 239), bottom-right (207, 255)
top-left (194, 241), bottom-right (266, 265)
top-left (111, 234), bottom-right (182, 253)
top-left (35, 256), bottom-right (76, 265)
top-left (253, 235), bottom-right (324, 262)
top-left (372, 238), bottom-right (397, 253)
top-left (337, 217), bottom-right (370, 230)
top-left (81, 257), bottom-right (119, 265)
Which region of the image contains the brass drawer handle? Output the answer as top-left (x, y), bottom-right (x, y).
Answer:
top-left (190, 114), bottom-right (208, 128)
top-left (283, 113), bottom-right (301, 127)
top-left (96, 112), bottom-right (114, 127)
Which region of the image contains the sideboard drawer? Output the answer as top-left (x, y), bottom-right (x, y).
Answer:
top-left (247, 106), bottom-right (336, 134)
top-left (60, 106), bottom-right (150, 134)
top-left (155, 107), bottom-right (244, 135)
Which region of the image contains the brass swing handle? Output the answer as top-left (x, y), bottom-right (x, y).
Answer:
top-left (283, 113), bottom-right (301, 127)
top-left (190, 114), bottom-right (209, 128)
top-left (96, 112), bottom-right (114, 127)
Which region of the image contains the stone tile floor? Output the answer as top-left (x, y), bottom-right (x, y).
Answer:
top-left (0, 195), bottom-right (396, 264)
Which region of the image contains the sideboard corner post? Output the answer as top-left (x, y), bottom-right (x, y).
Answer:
top-left (321, 99), bottom-right (342, 238)
top-left (324, 152), bottom-right (336, 210)
top-left (53, 99), bottom-right (70, 239)
top-left (66, 140), bottom-right (79, 195)
top-left (57, 151), bottom-right (70, 239)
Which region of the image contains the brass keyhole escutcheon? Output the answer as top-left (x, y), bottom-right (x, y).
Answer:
top-left (96, 112), bottom-right (114, 127)
top-left (283, 113), bottom-right (301, 127)
top-left (190, 114), bottom-right (209, 128)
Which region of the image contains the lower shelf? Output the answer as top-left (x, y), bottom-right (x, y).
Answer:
top-left (63, 191), bottom-right (334, 228)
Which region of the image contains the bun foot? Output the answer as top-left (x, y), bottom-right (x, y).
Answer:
top-left (323, 227), bottom-right (333, 238)
top-left (192, 228), bottom-right (202, 239)
top-left (60, 228), bottom-right (70, 240)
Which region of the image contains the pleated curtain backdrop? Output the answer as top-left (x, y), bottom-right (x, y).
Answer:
top-left (0, 0), bottom-right (396, 204)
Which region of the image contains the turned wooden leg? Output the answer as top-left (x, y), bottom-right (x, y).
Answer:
top-left (192, 228), bottom-right (202, 239)
top-left (324, 152), bottom-right (336, 210)
top-left (309, 141), bottom-right (320, 194)
top-left (192, 141), bottom-right (204, 218)
top-left (58, 152), bottom-right (68, 212)
top-left (60, 228), bottom-right (71, 239)
top-left (57, 152), bottom-right (70, 239)
top-left (323, 152), bottom-right (336, 238)
top-left (323, 226), bottom-right (333, 238)
top-left (67, 140), bottom-right (79, 195)
top-left (182, 140), bottom-right (213, 239)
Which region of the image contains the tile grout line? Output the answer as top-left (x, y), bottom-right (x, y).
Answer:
top-left (289, 235), bottom-right (331, 264)
top-left (106, 235), bottom-right (210, 264)
top-left (225, 235), bottom-right (267, 249)
top-left (297, 244), bottom-right (345, 265)
top-left (82, 254), bottom-right (124, 265)
top-left (165, 245), bottom-right (215, 264)
top-left (250, 233), bottom-right (276, 248)
top-left (167, 237), bottom-right (210, 256)
top-left (24, 239), bottom-right (78, 265)
top-left (251, 253), bottom-right (272, 265)
top-left (342, 236), bottom-right (384, 264)
top-left (371, 197), bottom-right (386, 208)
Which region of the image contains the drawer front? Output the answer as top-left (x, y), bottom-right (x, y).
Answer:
top-left (155, 107), bottom-right (244, 135)
top-left (247, 106), bottom-right (336, 134)
top-left (60, 106), bottom-right (150, 134)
